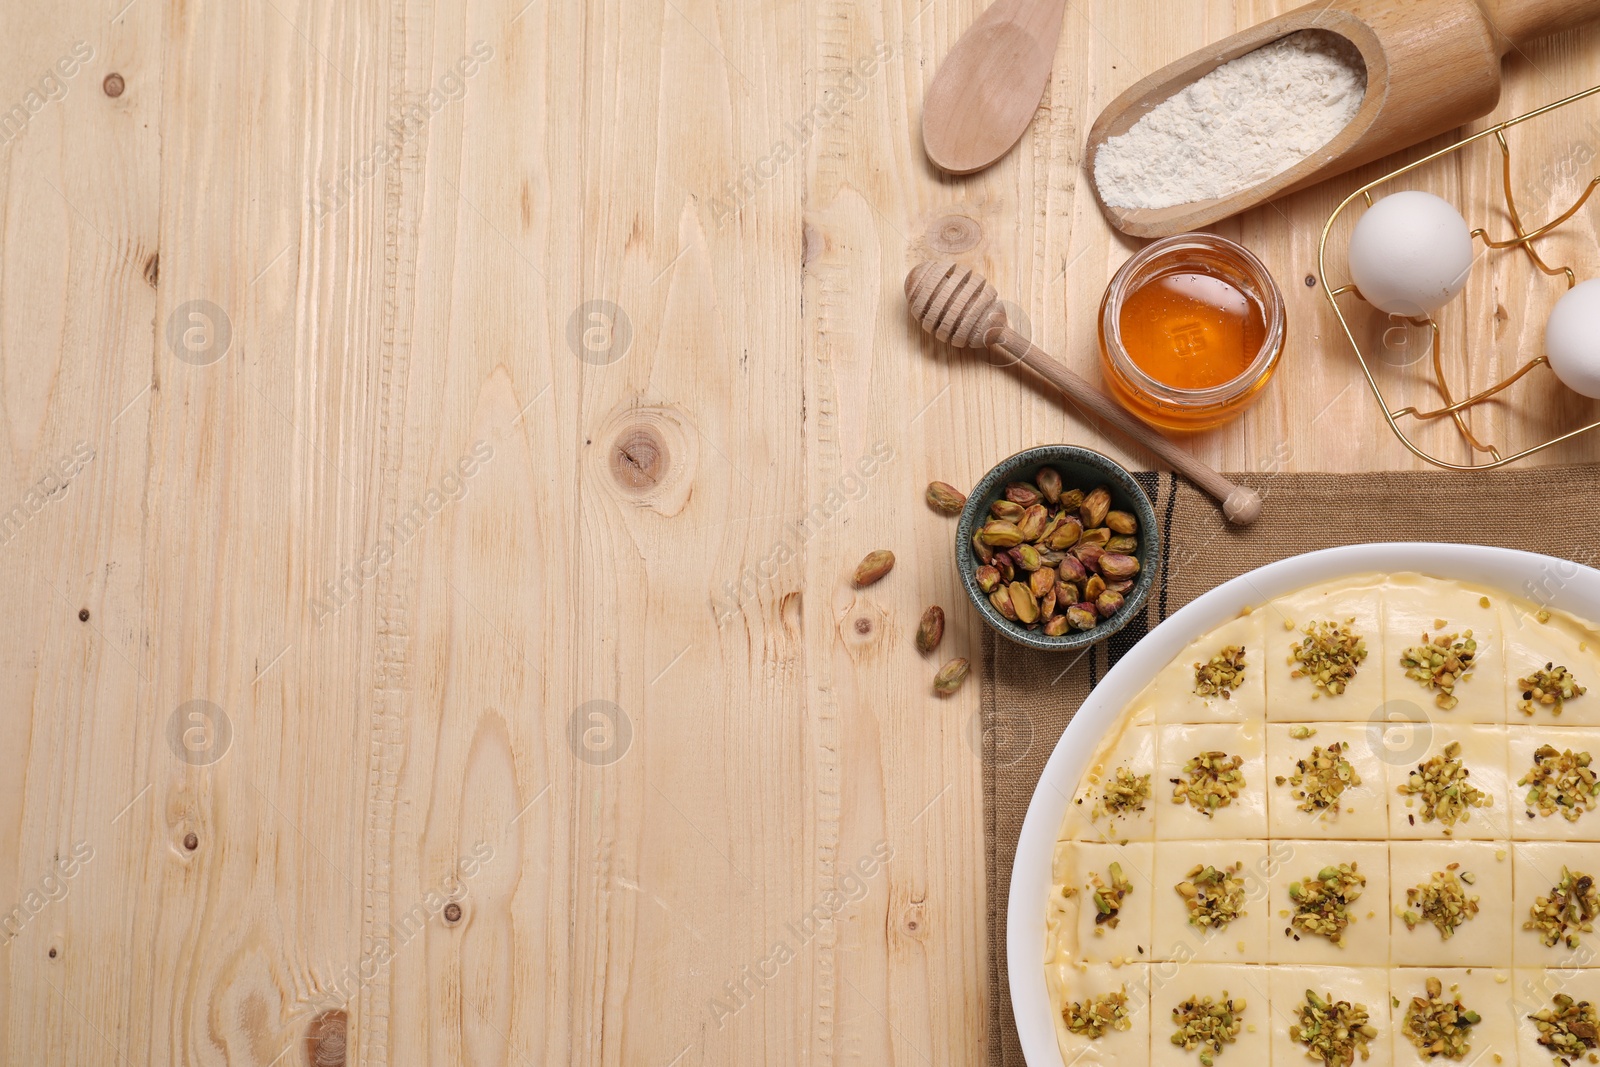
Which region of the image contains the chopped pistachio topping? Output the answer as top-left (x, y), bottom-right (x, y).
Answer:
top-left (1400, 629), bottom-right (1478, 710)
top-left (1276, 740), bottom-right (1361, 813)
top-left (1539, 609), bottom-right (1554, 624)
top-left (1176, 861), bottom-right (1247, 929)
top-left (1403, 976), bottom-right (1480, 1059)
top-left (1525, 867), bottom-right (1599, 948)
top-left (1398, 741), bottom-right (1491, 829)
top-left (1401, 868), bottom-right (1480, 939)
top-left (1088, 862), bottom-right (1133, 930)
top-left (1288, 863), bottom-right (1366, 945)
top-left (1195, 645), bottom-right (1247, 699)
top-left (1289, 724), bottom-right (1317, 740)
top-left (1519, 745), bottom-right (1600, 821)
top-left (1096, 766), bottom-right (1153, 820)
top-left (1291, 989), bottom-right (1377, 1067)
top-left (1172, 751), bottom-right (1246, 815)
top-left (1530, 993), bottom-right (1600, 1066)
top-left (1172, 992), bottom-right (1246, 1066)
top-left (1289, 619), bottom-right (1368, 697)
top-left (1065, 988), bottom-right (1132, 1038)
top-left (1519, 663), bottom-right (1588, 717)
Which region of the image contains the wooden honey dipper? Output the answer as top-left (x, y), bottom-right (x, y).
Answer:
top-left (905, 260), bottom-right (1263, 526)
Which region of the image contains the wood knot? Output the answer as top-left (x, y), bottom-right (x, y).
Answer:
top-left (443, 902), bottom-right (462, 924)
top-left (898, 901), bottom-right (929, 941)
top-left (926, 214), bottom-right (982, 254)
top-left (183, 832), bottom-right (198, 851)
top-left (610, 427), bottom-right (666, 490)
top-left (103, 73), bottom-right (125, 97)
top-left (594, 403), bottom-right (696, 516)
top-left (78, 609), bottom-right (90, 622)
top-left (306, 1010), bottom-right (347, 1067)
top-left (144, 252), bottom-right (159, 289)
top-left (853, 617), bottom-right (872, 635)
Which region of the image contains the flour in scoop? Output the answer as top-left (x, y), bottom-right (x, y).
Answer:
top-left (1094, 30), bottom-right (1366, 210)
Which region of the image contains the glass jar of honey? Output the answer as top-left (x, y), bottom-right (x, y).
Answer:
top-left (1098, 233), bottom-right (1284, 432)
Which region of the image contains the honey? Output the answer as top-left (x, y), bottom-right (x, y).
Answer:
top-left (1099, 234), bottom-right (1285, 432)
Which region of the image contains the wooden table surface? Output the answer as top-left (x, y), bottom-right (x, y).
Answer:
top-left (4, 2), bottom-right (1599, 1063)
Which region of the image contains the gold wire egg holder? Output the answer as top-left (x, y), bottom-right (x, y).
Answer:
top-left (1318, 82), bottom-right (1600, 470)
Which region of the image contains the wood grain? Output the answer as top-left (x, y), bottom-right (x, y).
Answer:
top-left (0, 2), bottom-right (1597, 1065)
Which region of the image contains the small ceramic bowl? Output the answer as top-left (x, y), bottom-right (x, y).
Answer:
top-left (955, 445), bottom-right (1160, 651)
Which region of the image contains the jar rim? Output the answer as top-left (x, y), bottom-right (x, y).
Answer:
top-left (1099, 232), bottom-right (1285, 407)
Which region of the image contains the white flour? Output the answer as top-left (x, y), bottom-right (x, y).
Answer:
top-left (1094, 30), bottom-right (1367, 210)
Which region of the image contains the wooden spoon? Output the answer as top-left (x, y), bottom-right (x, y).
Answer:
top-left (921, 0), bottom-right (1067, 174)
top-left (905, 260), bottom-right (1263, 526)
top-left (1087, 0), bottom-right (1600, 238)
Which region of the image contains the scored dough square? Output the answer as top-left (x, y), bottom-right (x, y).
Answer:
top-left (1511, 967), bottom-right (1600, 1067)
top-left (1381, 577), bottom-right (1508, 724)
top-left (1503, 602), bottom-right (1600, 726)
top-left (1144, 610), bottom-right (1268, 725)
top-left (1049, 961), bottom-right (1153, 1067)
top-left (1262, 580), bottom-right (1385, 723)
top-left (1156, 723), bottom-right (1269, 839)
top-left (1266, 966), bottom-right (1393, 1067)
top-left (1266, 722), bottom-right (1390, 839)
top-left (1388, 840), bottom-right (1514, 967)
top-left (1509, 727), bottom-right (1600, 841)
top-left (1384, 725), bottom-right (1510, 840)
top-left (1148, 963), bottom-right (1271, 1067)
top-left (1069, 724), bottom-right (1158, 842)
top-left (1268, 840), bottom-right (1390, 965)
top-left (1064, 842), bottom-right (1157, 966)
top-left (1149, 841), bottom-right (1270, 963)
top-left (1388, 967), bottom-right (1518, 1067)
top-left (1511, 842), bottom-right (1600, 968)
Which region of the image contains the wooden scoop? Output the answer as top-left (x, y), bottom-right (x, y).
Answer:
top-left (921, 0), bottom-right (1067, 174)
top-left (905, 260), bottom-right (1263, 526)
top-left (1088, 0), bottom-right (1600, 238)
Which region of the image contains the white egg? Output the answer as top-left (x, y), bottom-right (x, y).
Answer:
top-left (1545, 279), bottom-right (1600, 399)
top-left (1347, 190), bottom-right (1475, 317)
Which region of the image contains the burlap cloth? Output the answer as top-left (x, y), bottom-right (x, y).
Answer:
top-left (983, 464), bottom-right (1600, 1066)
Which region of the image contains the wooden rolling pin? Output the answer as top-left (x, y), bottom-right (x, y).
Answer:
top-left (1089, 0), bottom-right (1600, 238)
top-left (905, 261), bottom-right (1263, 526)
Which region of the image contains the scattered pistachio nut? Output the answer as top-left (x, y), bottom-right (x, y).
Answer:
top-left (1088, 861), bottom-right (1133, 929)
top-left (1398, 741), bottom-right (1491, 829)
top-left (981, 520), bottom-right (1024, 547)
top-left (1289, 724), bottom-right (1316, 740)
top-left (853, 549), bottom-right (895, 587)
top-left (976, 565), bottom-right (1001, 594)
top-left (1171, 993), bottom-right (1245, 1067)
top-left (1402, 869), bottom-right (1480, 940)
top-left (1526, 867), bottom-right (1599, 948)
top-left (1176, 861), bottom-right (1247, 929)
top-left (1287, 863), bottom-right (1365, 945)
top-left (1095, 766), bottom-right (1153, 820)
top-left (1036, 467), bottom-right (1063, 505)
top-left (1096, 590), bottom-right (1125, 619)
top-left (1173, 751), bottom-right (1245, 815)
top-left (1401, 628), bottom-right (1478, 710)
top-left (1005, 481), bottom-right (1043, 508)
top-left (1064, 988), bottom-right (1132, 1038)
top-left (1402, 975), bottom-right (1479, 1059)
top-left (990, 499), bottom-right (1025, 523)
top-left (916, 606), bottom-right (945, 653)
top-left (1291, 989), bottom-right (1376, 1067)
top-left (1278, 741), bottom-right (1361, 813)
top-left (1519, 663), bottom-right (1587, 717)
top-left (1106, 510), bottom-right (1138, 535)
top-left (925, 480), bottom-right (967, 514)
top-left (933, 657), bottom-right (970, 696)
top-left (1519, 745), bottom-right (1600, 821)
top-left (1194, 645), bottom-right (1247, 700)
top-left (1289, 619), bottom-right (1369, 697)
top-left (1530, 993), bottom-right (1600, 1065)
